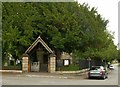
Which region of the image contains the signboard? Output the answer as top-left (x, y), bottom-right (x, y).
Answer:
top-left (64, 59), bottom-right (69, 66)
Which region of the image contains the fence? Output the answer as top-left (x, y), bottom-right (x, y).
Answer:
top-left (78, 59), bottom-right (104, 69)
top-left (56, 59), bottom-right (104, 70)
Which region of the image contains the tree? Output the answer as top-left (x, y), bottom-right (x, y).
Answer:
top-left (117, 49), bottom-right (120, 63)
top-left (2, 2), bottom-right (117, 62)
top-left (2, 2), bottom-right (38, 59)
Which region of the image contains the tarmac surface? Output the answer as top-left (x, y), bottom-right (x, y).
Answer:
top-left (1, 63), bottom-right (119, 85)
top-left (2, 71), bottom-right (88, 80)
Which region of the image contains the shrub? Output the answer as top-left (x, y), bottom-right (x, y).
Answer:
top-left (2, 65), bottom-right (22, 70)
top-left (61, 64), bottom-right (79, 71)
top-left (118, 63), bottom-right (120, 67)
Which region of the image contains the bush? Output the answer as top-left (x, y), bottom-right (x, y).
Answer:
top-left (2, 65), bottom-right (22, 70)
top-left (118, 63), bottom-right (120, 67)
top-left (61, 64), bottom-right (79, 71)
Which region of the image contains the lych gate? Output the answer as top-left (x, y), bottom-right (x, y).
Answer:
top-left (22, 36), bottom-right (56, 73)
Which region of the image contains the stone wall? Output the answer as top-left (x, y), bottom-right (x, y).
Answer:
top-left (60, 52), bottom-right (72, 64)
top-left (22, 54), bottom-right (29, 73)
top-left (55, 68), bottom-right (89, 74)
top-left (48, 54), bottom-right (56, 73)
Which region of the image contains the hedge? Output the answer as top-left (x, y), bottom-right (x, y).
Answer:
top-left (2, 65), bottom-right (22, 70)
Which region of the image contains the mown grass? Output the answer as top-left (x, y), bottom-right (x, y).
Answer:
top-left (61, 64), bottom-right (79, 71)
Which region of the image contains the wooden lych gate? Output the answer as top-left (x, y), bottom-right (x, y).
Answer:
top-left (22, 36), bottom-right (56, 73)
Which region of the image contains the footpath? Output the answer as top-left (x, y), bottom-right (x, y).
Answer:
top-left (1, 67), bottom-right (112, 79)
top-left (1, 69), bottom-right (88, 79)
top-left (26, 70), bottom-right (88, 79)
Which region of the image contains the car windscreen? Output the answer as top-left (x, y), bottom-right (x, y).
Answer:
top-left (90, 66), bottom-right (100, 70)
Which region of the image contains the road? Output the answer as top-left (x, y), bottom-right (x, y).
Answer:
top-left (1, 64), bottom-right (119, 85)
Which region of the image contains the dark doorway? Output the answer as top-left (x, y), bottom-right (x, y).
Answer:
top-left (29, 43), bottom-right (49, 72)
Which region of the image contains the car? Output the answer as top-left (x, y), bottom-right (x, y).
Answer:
top-left (109, 64), bottom-right (114, 70)
top-left (88, 66), bottom-right (108, 80)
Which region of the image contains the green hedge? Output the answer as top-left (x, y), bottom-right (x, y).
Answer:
top-left (2, 65), bottom-right (22, 70)
top-left (118, 63), bottom-right (120, 67)
top-left (61, 64), bottom-right (79, 71)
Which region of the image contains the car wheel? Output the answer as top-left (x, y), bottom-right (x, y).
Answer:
top-left (88, 76), bottom-right (91, 79)
top-left (102, 75), bottom-right (106, 80)
top-left (106, 75), bottom-right (108, 79)
top-left (106, 74), bottom-right (108, 78)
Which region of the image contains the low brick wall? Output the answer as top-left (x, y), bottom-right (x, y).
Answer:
top-left (55, 68), bottom-right (89, 74)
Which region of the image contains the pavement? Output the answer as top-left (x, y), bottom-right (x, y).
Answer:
top-left (16, 69), bottom-right (112, 79)
top-left (0, 65), bottom-right (114, 80)
top-left (1, 70), bottom-right (88, 79)
top-left (2, 64), bottom-right (118, 85)
top-left (25, 72), bottom-right (88, 79)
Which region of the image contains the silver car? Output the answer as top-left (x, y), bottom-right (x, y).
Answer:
top-left (88, 66), bottom-right (108, 79)
top-left (109, 64), bottom-right (114, 70)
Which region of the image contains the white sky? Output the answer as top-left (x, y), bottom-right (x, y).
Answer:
top-left (77, 0), bottom-right (119, 46)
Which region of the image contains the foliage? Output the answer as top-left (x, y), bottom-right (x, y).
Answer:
top-left (2, 65), bottom-right (22, 70)
top-left (118, 63), bottom-right (120, 67)
top-left (2, 2), bottom-right (38, 59)
top-left (61, 64), bottom-right (79, 71)
top-left (2, 2), bottom-right (118, 62)
top-left (117, 49), bottom-right (120, 63)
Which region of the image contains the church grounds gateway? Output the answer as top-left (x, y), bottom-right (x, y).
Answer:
top-left (22, 36), bottom-right (56, 73)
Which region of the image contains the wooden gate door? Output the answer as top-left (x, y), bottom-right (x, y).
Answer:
top-left (31, 62), bottom-right (39, 72)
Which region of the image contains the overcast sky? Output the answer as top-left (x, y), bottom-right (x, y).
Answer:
top-left (77, 0), bottom-right (119, 46)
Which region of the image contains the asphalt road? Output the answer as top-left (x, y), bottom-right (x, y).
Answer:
top-left (1, 64), bottom-right (119, 85)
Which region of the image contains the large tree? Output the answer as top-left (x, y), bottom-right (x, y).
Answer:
top-left (2, 2), bottom-right (117, 62)
top-left (2, 2), bottom-right (38, 59)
